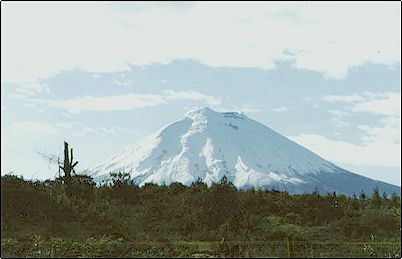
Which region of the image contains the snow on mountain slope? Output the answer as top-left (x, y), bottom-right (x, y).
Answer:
top-left (85, 107), bottom-right (400, 196)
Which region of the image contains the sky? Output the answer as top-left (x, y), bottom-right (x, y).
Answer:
top-left (1, 1), bottom-right (401, 186)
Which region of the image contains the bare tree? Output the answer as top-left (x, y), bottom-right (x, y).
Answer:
top-left (36, 150), bottom-right (62, 178)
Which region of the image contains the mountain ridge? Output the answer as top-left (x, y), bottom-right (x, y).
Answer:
top-left (85, 106), bottom-right (400, 196)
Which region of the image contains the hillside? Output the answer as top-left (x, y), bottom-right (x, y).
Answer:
top-left (1, 174), bottom-right (401, 257)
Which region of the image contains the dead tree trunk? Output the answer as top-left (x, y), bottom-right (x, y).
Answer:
top-left (59, 141), bottom-right (78, 184)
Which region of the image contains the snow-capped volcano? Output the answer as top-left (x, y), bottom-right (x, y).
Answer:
top-left (85, 107), bottom-right (399, 196)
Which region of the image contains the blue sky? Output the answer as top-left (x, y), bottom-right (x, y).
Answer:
top-left (1, 2), bottom-right (401, 186)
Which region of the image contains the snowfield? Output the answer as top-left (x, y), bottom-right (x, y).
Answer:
top-left (84, 107), bottom-right (400, 196)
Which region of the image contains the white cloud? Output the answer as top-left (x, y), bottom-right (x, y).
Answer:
top-left (46, 90), bottom-right (221, 113)
top-left (236, 106), bottom-right (262, 113)
top-left (292, 92), bottom-right (401, 167)
top-left (328, 110), bottom-right (351, 127)
top-left (352, 92), bottom-right (401, 116)
top-left (55, 122), bottom-right (74, 129)
top-left (323, 94), bottom-right (364, 103)
top-left (10, 121), bottom-right (58, 135)
top-left (9, 120), bottom-right (131, 138)
top-left (270, 106), bottom-right (289, 112)
top-left (8, 93), bottom-right (28, 100)
top-left (289, 132), bottom-right (400, 168)
top-left (7, 83), bottom-right (49, 101)
top-left (323, 92), bottom-right (400, 106)
top-left (330, 117), bottom-right (350, 128)
top-left (358, 124), bottom-right (400, 145)
top-left (164, 90), bottom-right (221, 106)
top-left (16, 83), bottom-right (49, 95)
top-left (214, 104), bottom-right (262, 114)
top-left (328, 110), bottom-right (351, 117)
top-left (2, 2), bottom-right (400, 83)
top-left (48, 93), bottom-right (167, 113)
top-left (113, 78), bottom-right (134, 86)
top-left (324, 92), bottom-right (401, 128)
top-left (73, 126), bottom-right (130, 137)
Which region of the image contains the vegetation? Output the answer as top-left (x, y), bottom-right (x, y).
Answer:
top-left (1, 173), bottom-right (401, 258)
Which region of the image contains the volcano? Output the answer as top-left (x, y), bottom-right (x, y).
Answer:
top-left (85, 107), bottom-right (400, 196)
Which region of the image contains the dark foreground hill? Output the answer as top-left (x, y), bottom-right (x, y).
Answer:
top-left (1, 174), bottom-right (401, 258)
